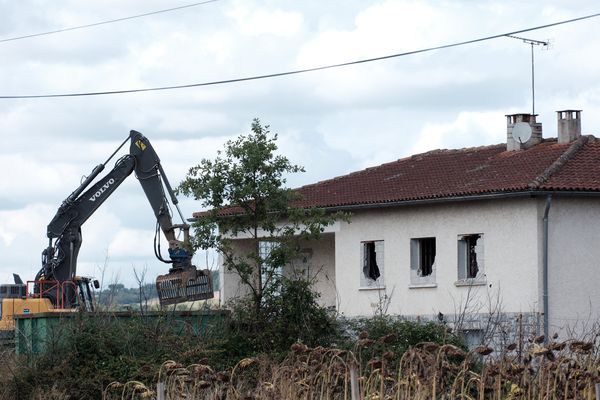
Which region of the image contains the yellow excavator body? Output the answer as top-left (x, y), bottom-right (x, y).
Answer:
top-left (0, 297), bottom-right (57, 333)
top-left (0, 278), bottom-right (90, 341)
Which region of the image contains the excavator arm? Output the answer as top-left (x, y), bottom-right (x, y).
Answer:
top-left (37, 130), bottom-right (212, 308)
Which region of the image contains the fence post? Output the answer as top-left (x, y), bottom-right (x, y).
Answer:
top-left (349, 361), bottom-right (360, 400)
top-left (595, 383), bottom-right (600, 400)
top-left (157, 381), bottom-right (166, 400)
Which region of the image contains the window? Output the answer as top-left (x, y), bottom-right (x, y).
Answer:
top-left (291, 248), bottom-right (313, 279)
top-left (410, 237), bottom-right (437, 285)
top-left (457, 234), bottom-right (484, 282)
top-left (259, 241), bottom-right (282, 293)
top-left (360, 240), bottom-right (384, 288)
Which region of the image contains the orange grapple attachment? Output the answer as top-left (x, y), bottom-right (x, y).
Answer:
top-left (156, 267), bottom-right (213, 306)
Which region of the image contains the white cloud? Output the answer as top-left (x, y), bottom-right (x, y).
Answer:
top-left (107, 228), bottom-right (156, 258)
top-left (0, 203), bottom-right (53, 247)
top-left (410, 111), bottom-right (506, 155)
top-left (227, 2), bottom-right (303, 37)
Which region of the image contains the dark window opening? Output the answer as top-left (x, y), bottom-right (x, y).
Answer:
top-left (419, 238), bottom-right (436, 276)
top-left (458, 234), bottom-right (483, 280)
top-left (465, 234), bottom-right (481, 278)
top-left (363, 241), bottom-right (381, 281)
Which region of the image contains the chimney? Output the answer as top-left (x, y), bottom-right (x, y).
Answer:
top-left (506, 113), bottom-right (543, 151)
top-left (557, 110), bottom-right (581, 144)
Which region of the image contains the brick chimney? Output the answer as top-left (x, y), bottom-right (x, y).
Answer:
top-left (506, 113), bottom-right (543, 151)
top-left (557, 110), bottom-right (581, 144)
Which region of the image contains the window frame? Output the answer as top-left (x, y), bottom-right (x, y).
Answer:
top-left (456, 233), bottom-right (486, 285)
top-left (410, 237), bottom-right (437, 287)
top-left (360, 240), bottom-right (385, 289)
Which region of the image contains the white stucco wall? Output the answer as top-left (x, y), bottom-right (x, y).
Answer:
top-left (334, 198), bottom-right (542, 317)
top-left (547, 197), bottom-right (600, 337)
top-left (293, 234), bottom-right (337, 308)
top-left (219, 239), bottom-right (255, 304)
top-left (219, 234), bottom-right (337, 308)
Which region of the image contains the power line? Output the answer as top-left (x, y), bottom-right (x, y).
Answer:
top-left (0, 0), bottom-right (219, 44)
top-left (1, 11), bottom-right (599, 99)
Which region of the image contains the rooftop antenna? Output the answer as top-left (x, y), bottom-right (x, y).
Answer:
top-left (506, 35), bottom-right (549, 116)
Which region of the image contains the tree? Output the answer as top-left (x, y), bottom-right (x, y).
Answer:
top-left (178, 119), bottom-right (346, 312)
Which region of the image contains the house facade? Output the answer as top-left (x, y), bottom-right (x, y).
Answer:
top-left (203, 110), bottom-right (600, 341)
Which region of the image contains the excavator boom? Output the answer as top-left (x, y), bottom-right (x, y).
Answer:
top-left (37, 130), bottom-right (213, 307)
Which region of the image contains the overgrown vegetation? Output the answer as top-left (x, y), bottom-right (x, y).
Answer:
top-left (99, 333), bottom-right (600, 400)
top-left (344, 315), bottom-right (466, 370)
top-left (1, 311), bottom-right (227, 399)
top-left (5, 292), bottom-right (600, 399)
top-left (0, 276), bottom-right (470, 399)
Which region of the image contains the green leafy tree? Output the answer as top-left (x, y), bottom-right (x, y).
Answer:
top-left (178, 119), bottom-right (346, 312)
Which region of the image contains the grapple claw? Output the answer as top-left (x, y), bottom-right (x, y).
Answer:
top-left (156, 267), bottom-right (213, 306)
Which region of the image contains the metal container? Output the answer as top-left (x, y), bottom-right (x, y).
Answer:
top-left (14, 309), bottom-right (229, 355)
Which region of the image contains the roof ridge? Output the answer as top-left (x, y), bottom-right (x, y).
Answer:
top-left (528, 135), bottom-right (590, 189)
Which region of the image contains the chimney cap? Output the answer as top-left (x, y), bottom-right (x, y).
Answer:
top-left (505, 113), bottom-right (539, 117)
top-left (506, 113), bottom-right (538, 125)
top-left (557, 110), bottom-right (582, 120)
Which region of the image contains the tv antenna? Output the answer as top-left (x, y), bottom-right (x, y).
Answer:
top-left (506, 35), bottom-right (549, 116)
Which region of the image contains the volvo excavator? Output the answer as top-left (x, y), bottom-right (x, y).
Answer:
top-left (0, 130), bottom-right (213, 340)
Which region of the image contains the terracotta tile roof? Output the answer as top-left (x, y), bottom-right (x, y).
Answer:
top-left (540, 138), bottom-right (600, 191)
top-left (193, 135), bottom-right (600, 217)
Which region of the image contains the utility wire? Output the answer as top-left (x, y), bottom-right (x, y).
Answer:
top-left (0, 0), bottom-right (219, 44)
top-left (1, 11), bottom-right (599, 99)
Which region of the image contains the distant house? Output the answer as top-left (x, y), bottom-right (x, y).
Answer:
top-left (197, 110), bottom-right (600, 342)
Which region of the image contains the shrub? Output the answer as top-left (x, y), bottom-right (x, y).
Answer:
top-left (222, 277), bottom-right (342, 360)
top-left (343, 314), bottom-right (466, 368)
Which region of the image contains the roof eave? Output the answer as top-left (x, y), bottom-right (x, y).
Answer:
top-left (189, 189), bottom-right (600, 222)
top-left (314, 189), bottom-right (600, 213)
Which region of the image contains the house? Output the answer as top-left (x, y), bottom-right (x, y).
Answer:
top-left (199, 110), bottom-right (600, 342)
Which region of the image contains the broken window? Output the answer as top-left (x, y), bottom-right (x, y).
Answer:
top-left (458, 234), bottom-right (484, 280)
top-left (361, 241), bottom-right (384, 287)
top-left (410, 237), bottom-right (437, 285)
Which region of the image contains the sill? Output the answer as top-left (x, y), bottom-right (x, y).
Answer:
top-left (454, 280), bottom-right (487, 287)
top-left (359, 286), bottom-right (386, 291)
top-left (408, 283), bottom-right (437, 289)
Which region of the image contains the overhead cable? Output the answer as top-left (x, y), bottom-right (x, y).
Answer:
top-left (1, 11), bottom-right (599, 99)
top-left (0, 0), bottom-right (219, 44)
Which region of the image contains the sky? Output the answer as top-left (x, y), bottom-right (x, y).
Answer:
top-left (1, 0), bottom-right (599, 288)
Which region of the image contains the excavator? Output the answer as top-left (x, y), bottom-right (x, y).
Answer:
top-left (0, 130), bottom-right (213, 340)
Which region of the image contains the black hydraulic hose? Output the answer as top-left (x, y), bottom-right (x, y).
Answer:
top-left (103, 136), bottom-right (130, 166)
top-left (66, 136), bottom-right (130, 205)
top-left (154, 220), bottom-right (173, 264)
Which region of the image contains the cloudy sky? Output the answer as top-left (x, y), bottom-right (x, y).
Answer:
top-left (1, 0), bottom-right (599, 287)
